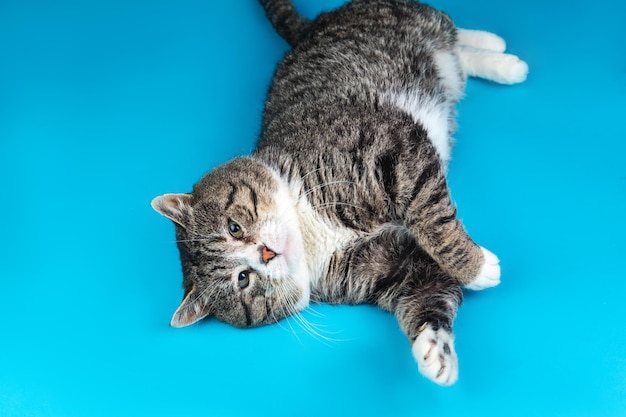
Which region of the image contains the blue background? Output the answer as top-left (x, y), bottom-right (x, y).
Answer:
top-left (1, 0), bottom-right (625, 416)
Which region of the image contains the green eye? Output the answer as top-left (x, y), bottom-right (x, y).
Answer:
top-left (228, 219), bottom-right (244, 239)
top-left (238, 271), bottom-right (250, 289)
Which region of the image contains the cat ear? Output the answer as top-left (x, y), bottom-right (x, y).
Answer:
top-left (170, 289), bottom-right (212, 328)
top-left (151, 193), bottom-right (192, 227)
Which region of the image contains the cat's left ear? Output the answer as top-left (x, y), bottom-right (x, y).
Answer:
top-left (151, 193), bottom-right (192, 227)
top-left (170, 289), bottom-right (212, 328)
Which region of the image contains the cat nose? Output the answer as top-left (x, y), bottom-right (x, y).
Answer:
top-left (261, 246), bottom-right (277, 264)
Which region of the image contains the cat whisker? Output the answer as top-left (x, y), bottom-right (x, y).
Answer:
top-left (279, 278), bottom-right (344, 344)
top-left (312, 201), bottom-right (367, 212)
top-left (269, 278), bottom-right (305, 344)
top-left (302, 304), bottom-right (326, 318)
top-left (290, 310), bottom-right (343, 345)
top-left (274, 280), bottom-right (303, 331)
top-left (282, 314), bottom-right (304, 345)
top-left (173, 232), bottom-right (223, 244)
top-left (302, 180), bottom-right (356, 197)
top-left (173, 238), bottom-right (213, 244)
top-left (299, 167), bottom-right (323, 181)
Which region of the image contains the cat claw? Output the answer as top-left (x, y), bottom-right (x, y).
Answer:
top-left (465, 247), bottom-right (501, 290)
top-left (412, 324), bottom-right (458, 386)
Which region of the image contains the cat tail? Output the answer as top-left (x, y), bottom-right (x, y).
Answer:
top-left (258, 0), bottom-right (310, 47)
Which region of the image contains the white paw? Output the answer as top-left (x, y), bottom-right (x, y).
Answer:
top-left (486, 53), bottom-right (529, 84)
top-left (412, 324), bottom-right (458, 386)
top-left (465, 247), bottom-right (501, 290)
top-left (457, 29), bottom-right (507, 53)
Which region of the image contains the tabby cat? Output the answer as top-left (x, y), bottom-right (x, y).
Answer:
top-left (151, 0), bottom-right (528, 385)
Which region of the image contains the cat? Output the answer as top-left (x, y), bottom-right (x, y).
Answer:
top-left (151, 0), bottom-right (528, 386)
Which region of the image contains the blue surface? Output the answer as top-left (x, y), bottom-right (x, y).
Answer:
top-left (1, 0), bottom-right (625, 416)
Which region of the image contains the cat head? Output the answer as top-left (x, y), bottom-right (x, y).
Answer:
top-left (151, 157), bottom-right (309, 328)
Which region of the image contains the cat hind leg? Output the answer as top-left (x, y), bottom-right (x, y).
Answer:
top-left (457, 45), bottom-right (529, 85)
top-left (457, 28), bottom-right (506, 53)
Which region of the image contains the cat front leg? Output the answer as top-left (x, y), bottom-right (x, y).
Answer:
top-left (412, 323), bottom-right (458, 386)
top-left (393, 274), bottom-right (463, 386)
top-left (403, 149), bottom-right (500, 289)
top-left (369, 231), bottom-right (463, 385)
top-left (317, 226), bottom-right (463, 385)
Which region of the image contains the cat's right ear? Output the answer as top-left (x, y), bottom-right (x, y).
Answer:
top-left (170, 289), bottom-right (212, 328)
top-left (151, 193), bottom-right (192, 228)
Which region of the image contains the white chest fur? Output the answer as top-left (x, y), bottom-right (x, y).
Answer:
top-left (268, 171), bottom-right (356, 310)
top-left (288, 182), bottom-right (357, 288)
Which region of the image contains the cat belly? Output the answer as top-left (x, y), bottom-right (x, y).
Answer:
top-left (379, 51), bottom-right (464, 166)
top-left (382, 90), bottom-right (452, 162)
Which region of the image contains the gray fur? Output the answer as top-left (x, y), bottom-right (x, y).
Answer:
top-left (152, 0), bottom-right (501, 384)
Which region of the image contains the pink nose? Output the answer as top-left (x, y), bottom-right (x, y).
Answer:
top-left (261, 246), bottom-right (277, 264)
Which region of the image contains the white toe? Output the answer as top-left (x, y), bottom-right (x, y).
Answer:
top-left (490, 54), bottom-right (529, 84)
top-left (412, 324), bottom-right (458, 386)
top-left (465, 247), bottom-right (501, 290)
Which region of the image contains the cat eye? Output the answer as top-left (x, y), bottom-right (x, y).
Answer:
top-left (238, 270), bottom-right (250, 289)
top-left (228, 219), bottom-right (244, 239)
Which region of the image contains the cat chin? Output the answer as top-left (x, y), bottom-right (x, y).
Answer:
top-left (280, 233), bottom-right (312, 311)
top-left (285, 222), bottom-right (314, 307)
top-left (266, 168), bottom-right (312, 306)
top-left (259, 215), bottom-right (311, 312)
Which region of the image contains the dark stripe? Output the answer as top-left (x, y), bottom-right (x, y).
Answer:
top-left (423, 187), bottom-right (447, 210)
top-left (244, 208), bottom-right (256, 224)
top-left (432, 211), bottom-right (456, 227)
top-left (370, 247), bottom-right (414, 301)
top-left (336, 204), bottom-right (355, 228)
top-left (241, 181), bottom-right (259, 219)
top-left (225, 182), bottom-right (237, 211)
top-left (241, 296), bottom-right (252, 327)
top-left (354, 153), bottom-right (364, 178)
top-left (404, 216), bottom-right (419, 229)
top-left (410, 160), bottom-right (437, 203)
top-left (378, 152), bottom-right (397, 202)
top-left (341, 248), bottom-right (355, 275)
top-left (207, 264), bottom-right (228, 274)
top-left (314, 163), bottom-right (327, 200)
top-left (265, 296), bottom-right (273, 322)
top-left (335, 252), bottom-right (352, 292)
top-left (438, 240), bottom-right (457, 256)
top-left (372, 269), bottom-right (403, 300)
top-left (358, 129), bottom-right (373, 149)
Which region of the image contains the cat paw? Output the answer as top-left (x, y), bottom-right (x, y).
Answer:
top-left (487, 53), bottom-right (529, 84)
top-left (465, 247), bottom-right (500, 290)
top-left (412, 324), bottom-right (458, 386)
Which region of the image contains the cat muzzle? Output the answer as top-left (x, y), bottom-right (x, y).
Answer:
top-left (261, 246), bottom-right (277, 264)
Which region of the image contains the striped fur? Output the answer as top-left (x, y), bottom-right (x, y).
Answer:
top-left (150, 0), bottom-right (524, 385)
